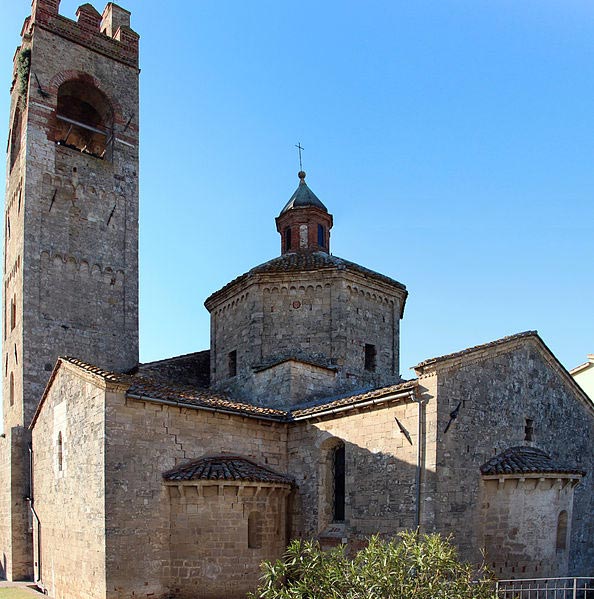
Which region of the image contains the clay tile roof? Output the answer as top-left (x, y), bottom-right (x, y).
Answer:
top-left (127, 378), bottom-right (288, 421)
top-left (36, 358), bottom-right (419, 428)
top-left (135, 350), bottom-right (211, 387)
top-left (291, 379), bottom-right (418, 418)
top-left (480, 446), bottom-right (585, 477)
top-left (61, 356), bottom-right (133, 384)
top-left (252, 353), bottom-right (337, 373)
top-left (205, 251), bottom-right (406, 307)
top-left (414, 331), bottom-right (538, 371)
top-left (163, 456), bottom-right (293, 485)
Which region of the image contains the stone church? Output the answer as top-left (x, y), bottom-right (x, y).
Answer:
top-left (1, 2), bottom-right (592, 599)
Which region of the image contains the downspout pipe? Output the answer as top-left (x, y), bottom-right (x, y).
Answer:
top-left (413, 395), bottom-right (424, 530)
top-left (27, 442), bottom-right (42, 586)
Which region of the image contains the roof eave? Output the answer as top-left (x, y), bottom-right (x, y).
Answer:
top-left (481, 472), bottom-right (584, 480)
top-left (126, 391), bottom-right (288, 423)
top-left (291, 384), bottom-right (418, 421)
top-left (162, 479), bottom-right (293, 489)
top-left (30, 357), bottom-right (131, 430)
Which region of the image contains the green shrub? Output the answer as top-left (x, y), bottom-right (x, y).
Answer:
top-left (249, 531), bottom-right (497, 599)
top-left (16, 48), bottom-right (31, 105)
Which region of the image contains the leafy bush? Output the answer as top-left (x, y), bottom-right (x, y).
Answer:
top-left (16, 48), bottom-right (31, 104)
top-left (249, 531), bottom-right (497, 599)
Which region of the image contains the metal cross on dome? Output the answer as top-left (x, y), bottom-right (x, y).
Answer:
top-left (295, 142), bottom-right (304, 171)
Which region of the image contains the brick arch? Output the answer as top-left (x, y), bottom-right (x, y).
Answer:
top-left (48, 70), bottom-right (123, 121)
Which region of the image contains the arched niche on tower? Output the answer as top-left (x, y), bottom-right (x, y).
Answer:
top-left (54, 78), bottom-right (113, 159)
top-left (9, 105), bottom-right (23, 172)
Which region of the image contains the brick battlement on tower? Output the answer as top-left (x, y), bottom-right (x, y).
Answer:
top-left (26, 1), bottom-right (139, 67)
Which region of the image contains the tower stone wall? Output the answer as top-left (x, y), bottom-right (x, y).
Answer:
top-left (1, 0), bottom-right (139, 580)
top-left (208, 269), bottom-right (405, 408)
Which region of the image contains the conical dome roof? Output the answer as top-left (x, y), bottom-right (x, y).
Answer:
top-left (279, 171), bottom-right (327, 215)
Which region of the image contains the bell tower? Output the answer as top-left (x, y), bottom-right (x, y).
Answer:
top-left (1, 1), bottom-right (139, 579)
top-left (275, 171), bottom-right (333, 254)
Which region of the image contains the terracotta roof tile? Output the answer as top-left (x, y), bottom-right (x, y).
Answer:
top-left (205, 251), bottom-right (406, 307)
top-left (480, 446), bottom-right (585, 477)
top-left (61, 356), bottom-right (134, 384)
top-left (291, 379), bottom-right (418, 418)
top-left (135, 350), bottom-right (210, 387)
top-left (41, 359), bottom-right (419, 424)
top-left (252, 353), bottom-right (337, 373)
top-left (163, 456), bottom-right (293, 485)
top-left (127, 378), bottom-right (288, 420)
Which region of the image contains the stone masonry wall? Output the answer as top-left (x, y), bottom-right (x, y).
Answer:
top-left (31, 365), bottom-right (107, 599)
top-left (104, 393), bottom-right (289, 599)
top-left (167, 483), bottom-right (290, 599)
top-left (481, 476), bottom-right (578, 577)
top-left (2, 7), bottom-right (139, 577)
top-left (253, 361), bottom-right (338, 408)
top-left (288, 397), bottom-right (424, 546)
top-left (211, 270), bottom-right (405, 408)
top-left (425, 340), bottom-right (594, 576)
top-left (21, 23), bottom-right (139, 424)
top-left (0, 435), bottom-right (10, 580)
top-left (0, 428), bottom-right (33, 581)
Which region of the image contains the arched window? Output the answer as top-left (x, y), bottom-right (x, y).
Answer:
top-left (364, 343), bottom-right (376, 372)
top-left (248, 511), bottom-right (262, 549)
top-left (556, 510), bottom-right (568, 551)
top-left (9, 372), bottom-right (14, 407)
top-left (333, 442), bottom-right (345, 522)
top-left (10, 295), bottom-right (16, 331)
top-left (284, 227), bottom-right (292, 252)
top-left (55, 79), bottom-right (113, 159)
top-left (319, 437), bottom-right (347, 531)
top-left (57, 432), bottom-right (63, 472)
top-left (317, 224), bottom-right (325, 249)
top-left (9, 106), bottom-right (23, 171)
top-left (228, 350), bottom-right (237, 378)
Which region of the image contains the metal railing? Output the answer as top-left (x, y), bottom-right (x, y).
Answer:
top-left (496, 577), bottom-right (594, 599)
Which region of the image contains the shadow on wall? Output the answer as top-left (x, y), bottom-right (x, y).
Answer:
top-left (288, 429), bottom-right (578, 579)
top-left (288, 432), bottom-right (437, 551)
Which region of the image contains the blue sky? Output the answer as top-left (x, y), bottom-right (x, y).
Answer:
top-left (1, 0), bottom-right (592, 375)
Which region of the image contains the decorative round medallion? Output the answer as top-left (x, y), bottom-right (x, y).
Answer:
top-left (292, 300), bottom-right (301, 309)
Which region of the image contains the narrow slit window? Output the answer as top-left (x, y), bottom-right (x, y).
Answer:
top-left (317, 223), bottom-right (325, 248)
top-left (10, 296), bottom-right (16, 330)
top-left (57, 432), bottom-right (63, 472)
top-left (364, 343), bottom-right (376, 372)
top-left (524, 418), bottom-right (534, 442)
top-left (9, 372), bottom-right (14, 407)
top-left (333, 443), bottom-right (345, 522)
top-left (248, 511), bottom-right (262, 549)
top-left (9, 106), bottom-right (23, 171)
top-left (228, 350), bottom-right (237, 378)
top-left (284, 227), bottom-right (292, 252)
top-left (556, 511), bottom-right (568, 551)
